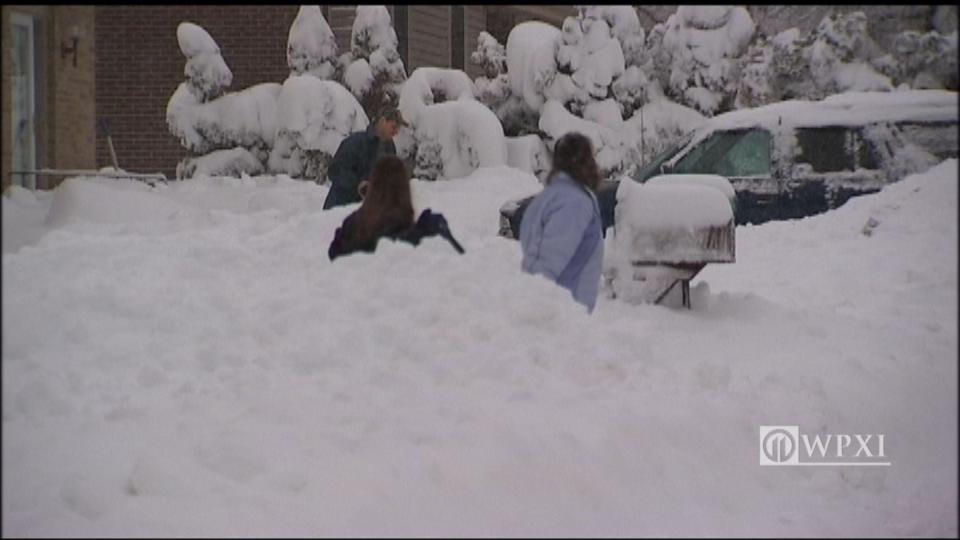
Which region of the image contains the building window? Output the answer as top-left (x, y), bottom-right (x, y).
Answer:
top-left (394, 5), bottom-right (408, 68)
top-left (451, 5), bottom-right (464, 70)
top-left (10, 12), bottom-right (38, 189)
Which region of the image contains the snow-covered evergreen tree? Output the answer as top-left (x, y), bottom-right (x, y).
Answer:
top-left (873, 29), bottom-right (959, 90)
top-left (268, 75), bottom-right (369, 182)
top-left (470, 31), bottom-right (537, 136)
top-left (287, 6), bottom-right (339, 79)
top-left (655, 6), bottom-right (756, 116)
top-left (806, 11), bottom-right (892, 96)
top-left (167, 22), bottom-right (276, 179)
top-left (339, 6), bottom-right (407, 119)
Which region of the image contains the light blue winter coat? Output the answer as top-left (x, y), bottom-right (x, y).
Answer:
top-left (519, 171), bottom-right (604, 312)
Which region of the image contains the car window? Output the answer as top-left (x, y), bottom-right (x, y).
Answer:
top-left (796, 127), bottom-right (853, 172)
top-left (674, 129), bottom-right (771, 177)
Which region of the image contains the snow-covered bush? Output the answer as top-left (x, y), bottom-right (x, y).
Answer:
top-left (539, 99), bottom-right (624, 175)
top-left (806, 11), bottom-right (892, 95)
top-left (177, 22), bottom-right (232, 101)
top-left (470, 31), bottom-right (537, 136)
top-left (167, 23), bottom-right (279, 178)
top-left (407, 98), bottom-right (507, 181)
top-left (873, 30), bottom-right (959, 90)
top-left (268, 75), bottom-right (368, 182)
top-left (339, 6), bottom-right (407, 119)
top-left (650, 6), bottom-right (755, 116)
top-left (177, 148), bottom-right (265, 179)
top-left (287, 6), bottom-right (339, 79)
top-left (398, 67), bottom-right (501, 180)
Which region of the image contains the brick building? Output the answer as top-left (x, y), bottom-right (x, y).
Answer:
top-left (2, 5), bottom-right (574, 189)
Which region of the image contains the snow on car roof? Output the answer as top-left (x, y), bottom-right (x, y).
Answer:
top-left (701, 90), bottom-right (958, 134)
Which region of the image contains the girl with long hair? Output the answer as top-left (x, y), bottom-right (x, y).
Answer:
top-left (519, 132), bottom-right (604, 312)
top-left (328, 155), bottom-right (463, 260)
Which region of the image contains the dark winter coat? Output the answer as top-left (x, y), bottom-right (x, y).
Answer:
top-left (328, 209), bottom-right (464, 261)
top-left (322, 125), bottom-right (397, 210)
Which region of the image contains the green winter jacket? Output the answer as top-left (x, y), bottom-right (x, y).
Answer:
top-left (322, 125), bottom-right (397, 210)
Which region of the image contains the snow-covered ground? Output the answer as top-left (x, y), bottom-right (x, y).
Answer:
top-left (2, 161), bottom-right (957, 536)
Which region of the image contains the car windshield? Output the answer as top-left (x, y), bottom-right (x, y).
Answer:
top-left (631, 133), bottom-right (693, 183)
top-left (673, 128), bottom-right (771, 177)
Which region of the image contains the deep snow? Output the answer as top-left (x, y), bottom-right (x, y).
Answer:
top-left (2, 160), bottom-right (957, 536)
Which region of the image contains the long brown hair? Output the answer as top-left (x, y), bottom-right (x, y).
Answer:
top-left (351, 155), bottom-right (415, 245)
top-left (548, 132), bottom-right (601, 192)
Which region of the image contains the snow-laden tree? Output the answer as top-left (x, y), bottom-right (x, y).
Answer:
top-left (806, 11), bottom-right (892, 96)
top-left (267, 74), bottom-right (369, 182)
top-left (578, 6), bottom-right (651, 119)
top-left (167, 22), bottom-right (278, 179)
top-left (177, 22), bottom-right (232, 102)
top-left (470, 31), bottom-right (536, 136)
top-left (873, 29), bottom-right (959, 90)
top-left (287, 6), bottom-right (339, 79)
top-left (398, 67), bottom-right (507, 181)
top-left (339, 6), bottom-right (407, 119)
top-left (651, 6), bottom-right (755, 116)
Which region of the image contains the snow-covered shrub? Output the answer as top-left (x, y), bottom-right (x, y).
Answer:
top-left (398, 67), bottom-right (477, 126)
top-left (167, 82), bottom-right (281, 160)
top-left (506, 21), bottom-right (563, 114)
top-left (539, 99), bottom-right (624, 176)
top-left (410, 99), bottom-right (508, 181)
top-left (167, 22), bottom-right (282, 179)
top-left (287, 6), bottom-right (338, 79)
top-left (177, 22), bottom-right (232, 101)
top-left (397, 67), bottom-right (498, 180)
top-left (873, 30), bottom-right (959, 90)
top-left (177, 147), bottom-right (265, 179)
top-left (340, 6), bottom-right (407, 119)
top-left (470, 31), bottom-right (537, 136)
top-left (268, 75), bottom-right (368, 182)
top-left (806, 11), bottom-right (892, 95)
top-left (655, 6), bottom-right (755, 116)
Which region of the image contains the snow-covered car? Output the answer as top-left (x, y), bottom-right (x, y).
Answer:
top-left (499, 90), bottom-right (958, 237)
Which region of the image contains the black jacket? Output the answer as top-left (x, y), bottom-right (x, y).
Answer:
top-left (322, 125), bottom-right (397, 210)
top-left (328, 209), bottom-right (464, 261)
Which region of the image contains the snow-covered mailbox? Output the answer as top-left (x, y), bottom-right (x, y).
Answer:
top-left (612, 174), bottom-right (735, 308)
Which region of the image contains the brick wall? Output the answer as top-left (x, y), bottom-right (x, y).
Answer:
top-left (53, 6), bottom-right (96, 180)
top-left (95, 5), bottom-right (299, 180)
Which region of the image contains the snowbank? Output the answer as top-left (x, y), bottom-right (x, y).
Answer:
top-left (2, 159), bottom-right (956, 536)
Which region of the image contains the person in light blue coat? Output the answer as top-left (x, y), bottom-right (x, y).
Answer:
top-left (519, 132), bottom-right (604, 312)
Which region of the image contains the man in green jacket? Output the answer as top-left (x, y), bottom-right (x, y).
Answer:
top-left (323, 107), bottom-right (408, 210)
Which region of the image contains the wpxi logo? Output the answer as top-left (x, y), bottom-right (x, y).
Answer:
top-left (759, 426), bottom-right (890, 466)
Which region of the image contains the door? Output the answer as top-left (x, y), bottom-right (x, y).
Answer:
top-left (10, 13), bottom-right (37, 189)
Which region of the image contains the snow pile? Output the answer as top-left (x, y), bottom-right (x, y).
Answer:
top-left (612, 178), bottom-right (733, 247)
top-left (398, 67), bottom-right (507, 181)
top-left (286, 6), bottom-right (338, 79)
top-left (268, 75), bottom-right (369, 182)
top-left (1, 159), bottom-right (956, 536)
top-left (340, 6), bottom-right (407, 118)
